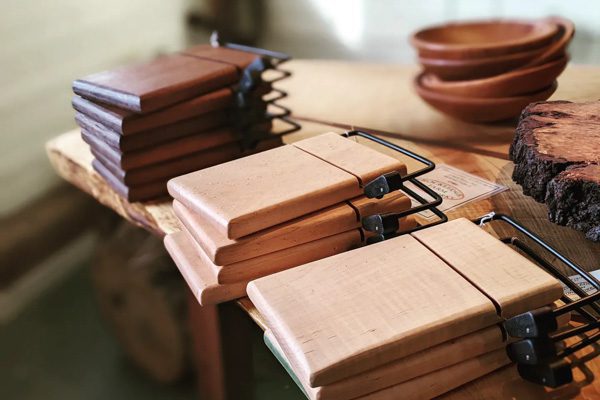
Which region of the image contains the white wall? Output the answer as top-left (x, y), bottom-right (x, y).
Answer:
top-left (0, 0), bottom-right (188, 215)
top-left (1, 0), bottom-right (598, 215)
top-left (260, 0), bottom-right (600, 63)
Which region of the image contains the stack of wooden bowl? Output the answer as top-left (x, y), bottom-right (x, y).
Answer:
top-left (411, 17), bottom-right (574, 122)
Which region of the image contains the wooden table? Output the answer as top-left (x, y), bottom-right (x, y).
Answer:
top-left (47, 61), bottom-right (600, 399)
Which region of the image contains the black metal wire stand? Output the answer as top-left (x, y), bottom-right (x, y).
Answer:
top-left (339, 131), bottom-right (600, 388)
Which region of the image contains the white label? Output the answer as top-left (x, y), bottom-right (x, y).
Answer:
top-left (564, 270), bottom-right (600, 299)
top-left (404, 164), bottom-right (507, 220)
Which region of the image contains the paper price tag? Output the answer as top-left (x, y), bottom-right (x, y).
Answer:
top-left (404, 164), bottom-right (507, 220)
top-left (563, 269), bottom-right (600, 299)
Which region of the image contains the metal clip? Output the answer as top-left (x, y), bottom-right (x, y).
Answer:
top-left (338, 130), bottom-right (447, 241)
top-left (472, 212), bottom-right (600, 388)
top-left (209, 35), bottom-right (299, 149)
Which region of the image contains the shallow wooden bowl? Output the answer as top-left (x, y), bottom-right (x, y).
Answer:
top-left (521, 17), bottom-right (574, 68)
top-left (418, 46), bottom-right (548, 80)
top-left (414, 73), bottom-right (558, 122)
top-left (421, 56), bottom-right (567, 98)
top-left (411, 19), bottom-right (558, 60)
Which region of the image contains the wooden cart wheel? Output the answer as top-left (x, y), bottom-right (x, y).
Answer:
top-left (90, 222), bottom-right (190, 383)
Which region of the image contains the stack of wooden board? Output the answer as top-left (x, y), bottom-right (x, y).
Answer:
top-left (248, 218), bottom-right (564, 400)
top-left (72, 44), bottom-right (284, 201)
top-left (163, 132), bottom-right (416, 305)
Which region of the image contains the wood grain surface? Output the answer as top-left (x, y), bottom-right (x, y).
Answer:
top-left (181, 45), bottom-right (260, 67)
top-left (168, 133), bottom-right (405, 239)
top-left (47, 62), bottom-right (600, 399)
top-left (73, 54), bottom-right (237, 112)
top-left (46, 130), bottom-right (180, 236)
top-left (265, 327), bottom-right (509, 400)
top-left (248, 232), bottom-right (501, 387)
top-left (75, 110), bottom-right (228, 151)
top-left (187, 228), bottom-right (363, 284)
top-left (72, 45), bottom-right (262, 113)
top-left (164, 231), bottom-right (247, 306)
top-left (72, 89), bottom-right (234, 134)
top-left (82, 126), bottom-right (239, 170)
top-left (292, 132), bottom-right (407, 185)
top-left (164, 215), bottom-right (415, 304)
top-left (412, 218), bottom-right (564, 318)
top-left (265, 324), bottom-right (505, 400)
top-left (174, 191), bottom-right (411, 266)
top-left (510, 100), bottom-right (600, 240)
top-left (92, 159), bottom-right (169, 201)
top-left (91, 142), bottom-right (245, 186)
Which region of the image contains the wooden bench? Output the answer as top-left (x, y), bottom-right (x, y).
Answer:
top-left (47, 61), bottom-right (600, 399)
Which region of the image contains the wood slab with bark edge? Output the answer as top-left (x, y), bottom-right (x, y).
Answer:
top-left (510, 100), bottom-right (600, 241)
top-left (47, 62), bottom-right (600, 399)
top-left (247, 233), bottom-right (501, 387)
top-left (265, 324), bottom-right (505, 400)
top-left (168, 133), bottom-right (406, 239)
top-left (173, 191), bottom-right (411, 266)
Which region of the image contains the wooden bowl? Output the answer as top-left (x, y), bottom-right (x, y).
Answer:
top-left (418, 46), bottom-right (548, 80)
top-left (521, 17), bottom-right (575, 68)
top-left (421, 56), bottom-right (568, 98)
top-left (414, 73), bottom-right (558, 122)
top-left (412, 19), bottom-right (558, 60)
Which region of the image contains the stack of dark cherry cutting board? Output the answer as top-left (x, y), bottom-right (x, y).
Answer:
top-left (163, 133), bottom-right (416, 305)
top-left (71, 44), bottom-right (284, 201)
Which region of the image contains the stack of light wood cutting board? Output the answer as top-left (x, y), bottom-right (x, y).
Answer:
top-left (163, 132), bottom-right (416, 305)
top-left (248, 218), bottom-right (564, 399)
top-left (72, 44), bottom-right (282, 201)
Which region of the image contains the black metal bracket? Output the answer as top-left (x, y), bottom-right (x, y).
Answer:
top-left (474, 212), bottom-right (600, 388)
top-left (341, 130), bottom-right (447, 242)
top-left (211, 32), bottom-right (300, 149)
top-left (364, 205), bottom-right (599, 388)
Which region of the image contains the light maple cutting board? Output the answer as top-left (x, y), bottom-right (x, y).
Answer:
top-left (411, 218), bottom-right (564, 318)
top-left (248, 232), bottom-right (500, 387)
top-left (165, 216), bottom-right (416, 304)
top-left (167, 132), bottom-right (407, 239)
top-left (264, 329), bottom-right (510, 400)
top-left (173, 191), bottom-right (411, 266)
top-left (247, 218), bottom-right (563, 387)
top-left (265, 323), bottom-right (506, 400)
top-left (186, 228), bottom-right (363, 284)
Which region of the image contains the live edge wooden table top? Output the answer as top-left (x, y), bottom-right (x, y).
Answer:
top-left (47, 61), bottom-right (600, 399)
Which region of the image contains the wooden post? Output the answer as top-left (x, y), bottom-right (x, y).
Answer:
top-left (188, 295), bottom-right (255, 400)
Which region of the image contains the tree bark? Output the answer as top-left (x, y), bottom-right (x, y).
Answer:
top-left (510, 100), bottom-right (600, 240)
